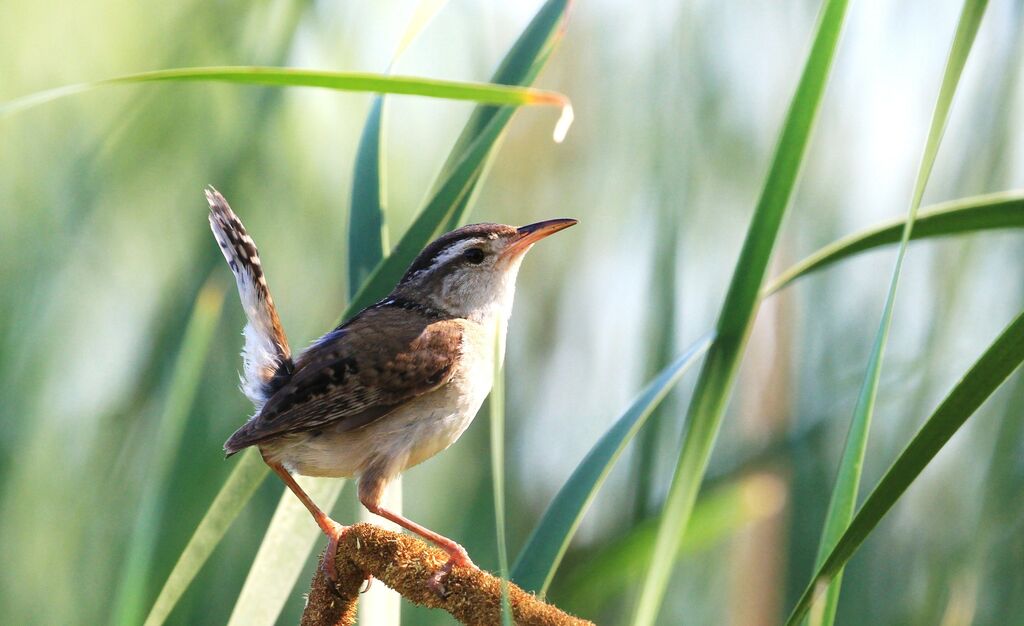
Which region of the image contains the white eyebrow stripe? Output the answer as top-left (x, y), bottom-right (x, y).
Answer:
top-left (422, 238), bottom-right (486, 275)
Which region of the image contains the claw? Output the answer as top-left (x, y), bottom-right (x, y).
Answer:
top-left (427, 560), bottom-right (455, 597)
top-left (360, 575), bottom-right (374, 594)
top-left (427, 544), bottom-right (476, 597)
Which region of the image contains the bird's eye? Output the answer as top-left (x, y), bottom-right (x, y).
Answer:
top-left (463, 248), bottom-right (485, 264)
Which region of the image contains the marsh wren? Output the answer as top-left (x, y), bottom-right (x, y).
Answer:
top-left (206, 187), bottom-right (575, 584)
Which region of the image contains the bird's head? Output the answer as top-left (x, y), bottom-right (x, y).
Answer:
top-left (393, 219), bottom-right (577, 321)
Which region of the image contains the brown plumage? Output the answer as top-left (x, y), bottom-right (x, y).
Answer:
top-left (225, 306), bottom-right (464, 452)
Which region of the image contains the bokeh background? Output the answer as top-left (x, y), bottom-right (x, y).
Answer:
top-left (2, 0), bottom-right (1023, 624)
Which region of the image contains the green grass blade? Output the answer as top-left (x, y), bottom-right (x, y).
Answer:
top-left (785, 307), bottom-right (1024, 625)
top-left (142, 448), bottom-right (268, 626)
top-left (557, 474), bottom-right (786, 613)
top-left (805, 3), bottom-right (987, 623)
top-left (511, 333), bottom-right (713, 596)
top-left (348, 96), bottom-right (389, 293)
top-left (764, 191), bottom-right (1024, 296)
top-left (631, 1), bottom-right (851, 623)
top-left (491, 321), bottom-right (513, 626)
top-left (111, 281), bottom-right (225, 625)
top-left (0, 67), bottom-right (570, 118)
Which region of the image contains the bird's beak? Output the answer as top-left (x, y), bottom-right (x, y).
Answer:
top-left (502, 218), bottom-right (578, 258)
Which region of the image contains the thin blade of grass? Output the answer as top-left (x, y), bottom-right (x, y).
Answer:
top-left (805, 3), bottom-right (987, 623)
top-left (785, 307), bottom-right (1024, 625)
top-left (511, 333), bottom-right (713, 596)
top-left (111, 280), bottom-right (225, 625)
top-left (491, 320), bottom-right (513, 626)
top-left (142, 448), bottom-right (268, 626)
top-left (763, 191), bottom-right (1024, 296)
top-left (557, 474), bottom-right (787, 613)
top-left (348, 97), bottom-right (389, 292)
top-left (0, 67), bottom-right (570, 119)
top-left (631, 1), bottom-right (851, 623)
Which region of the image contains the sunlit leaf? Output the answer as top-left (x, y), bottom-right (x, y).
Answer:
top-left (804, 2), bottom-right (987, 623)
top-left (226, 477), bottom-right (346, 626)
top-left (0, 67), bottom-right (569, 118)
top-left (632, 1), bottom-right (852, 623)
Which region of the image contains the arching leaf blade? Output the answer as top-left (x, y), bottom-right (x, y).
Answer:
top-left (0, 67), bottom-right (570, 118)
top-left (764, 192), bottom-right (1024, 297)
top-left (348, 97), bottom-right (389, 297)
top-left (785, 307), bottom-right (1024, 626)
top-left (511, 334), bottom-right (713, 596)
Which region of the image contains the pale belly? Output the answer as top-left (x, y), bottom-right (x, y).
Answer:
top-left (263, 329), bottom-right (497, 479)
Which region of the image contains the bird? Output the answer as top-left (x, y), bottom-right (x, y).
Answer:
top-left (205, 186), bottom-right (576, 587)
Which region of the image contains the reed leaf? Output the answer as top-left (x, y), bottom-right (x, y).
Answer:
top-left (764, 192), bottom-right (1024, 297)
top-left (785, 307), bottom-right (1024, 625)
top-left (631, 1), bottom-right (851, 623)
top-left (491, 320), bottom-right (513, 626)
top-left (142, 449), bottom-right (268, 626)
top-left (512, 334), bottom-right (713, 596)
top-left (0, 67), bottom-right (569, 118)
top-left (804, 2), bottom-right (987, 623)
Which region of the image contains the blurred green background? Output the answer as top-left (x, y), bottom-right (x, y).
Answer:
top-left (2, 0), bottom-right (1023, 624)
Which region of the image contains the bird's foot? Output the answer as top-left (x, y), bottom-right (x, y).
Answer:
top-left (320, 519), bottom-right (350, 585)
top-left (427, 543), bottom-right (476, 597)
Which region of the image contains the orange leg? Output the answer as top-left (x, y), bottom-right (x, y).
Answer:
top-left (362, 498), bottom-right (475, 569)
top-left (267, 461), bottom-right (348, 582)
top-left (358, 472), bottom-right (475, 594)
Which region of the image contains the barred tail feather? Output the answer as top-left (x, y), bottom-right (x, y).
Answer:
top-left (206, 186), bottom-right (292, 410)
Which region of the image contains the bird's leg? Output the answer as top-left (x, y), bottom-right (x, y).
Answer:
top-left (359, 473), bottom-right (474, 594)
top-left (267, 461), bottom-right (348, 582)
